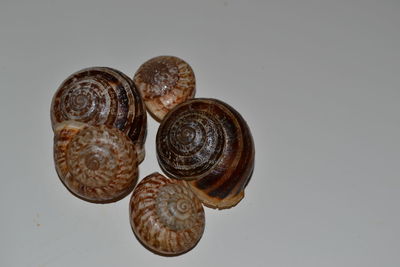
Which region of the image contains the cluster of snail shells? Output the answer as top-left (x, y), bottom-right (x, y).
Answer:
top-left (132, 57), bottom-right (254, 254)
top-left (50, 56), bottom-right (254, 256)
top-left (51, 67), bottom-right (147, 203)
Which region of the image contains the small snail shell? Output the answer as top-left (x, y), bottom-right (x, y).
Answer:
top-left (129, 172), bottom-right (205, 256)
top-left (50, 67), bottom-right (147, 162)
top-left (156, 98), bottom-right (255, 209)
top-left (133, 56), bottom-right (195, 121)
top-left (53, 120), bottom-right (138, 203)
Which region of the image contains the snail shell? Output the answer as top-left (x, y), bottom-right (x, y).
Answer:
top-left (156, 98), bottom-right (255, 209)
top-left (53, 120), bottom-right (138, 203)
top-left (129, 172), bottom-right (205, 256)
top-left (133, 56), bottom-right (195, 121)
top-left (50, 67), bottom-right (147, 162)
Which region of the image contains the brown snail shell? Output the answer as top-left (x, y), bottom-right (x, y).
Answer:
top-left (133, 56), bottom-right (195, 121)
top-left (156, 98), bottom-right (255, 209)
top-left (50, 67), bottom-right (147, 162)
top-left (53, 120), bottom-right (138, 203)
top-left (129, 172), bottom-right (205, 256)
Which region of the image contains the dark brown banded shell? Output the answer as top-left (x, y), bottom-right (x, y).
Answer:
top-left (129, 172), bottom-right (205, 256)
top-left (54, 121), bottom-right (138, 203)
top-left (156, 98), bottom-right (255, 209)
top-left (133, 56), bottom-right (195, 121)
top-left (50, 67), bottom-right (147, 162)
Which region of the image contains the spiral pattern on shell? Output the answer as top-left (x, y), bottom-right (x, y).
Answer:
top-left (156, 98), bottom-right (255, 209)
top-left (51, 67), bottom-right (147, 162)
top-left (54, 121), bottom-right (138, 203)
top-left (129, 172), bottom-right (205, 256)
top-left (133, 56), bottom-right (195, 121)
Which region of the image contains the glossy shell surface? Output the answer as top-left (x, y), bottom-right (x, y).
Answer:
top-left (129, 172), bottom-right (205, 256)
top-left (133, 56), bottom-right (195, 121)
top-left (51, 67), bottom-right (147, 162)
top-left (156, 98), bottom-right (255, 209)
top-left (54, 121), bottom-right (138, 203)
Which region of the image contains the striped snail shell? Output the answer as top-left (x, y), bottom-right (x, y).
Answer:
top-left (129, 172), bottom-right (205, 256)
top-left (53, 120), bottom-right (138, 203)
top-left (50, 67), bottom-right (147, 162)
top-left (156, 98), bottom-right (255, 209)
top-left (133, 56), bottom-right (195, 121)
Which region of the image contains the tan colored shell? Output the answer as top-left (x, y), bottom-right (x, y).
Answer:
top-left (156, 98), bottom-right (255, 209)
top-left (53, 120), bottom-right (138, 203)
top-left (133, 56), bottom-right (195, 121)
top-left (50, 67), bottom-right (147, 162)
top-left (129, 172), bottom-right (205, 256)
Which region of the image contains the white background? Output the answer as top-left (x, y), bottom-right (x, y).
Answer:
top-left (1, 0), bottom-right (399, 266)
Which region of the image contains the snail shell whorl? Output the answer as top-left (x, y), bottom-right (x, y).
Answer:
top-left (129, 172), bottom-right (205, 256)
top-left (54, 121), bottom-right (138, 203)
top-left (50, 67), bottom-right (147, 162)
top-left (133, 56), bottom-right (195, 121)
top-left (156, 98), bottom-right (255, 209)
